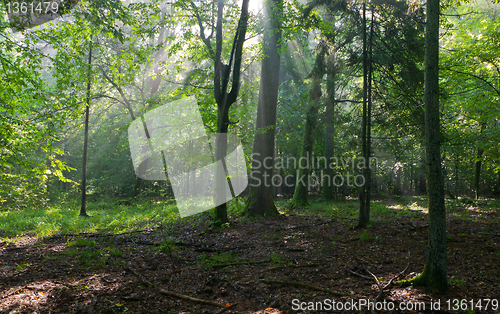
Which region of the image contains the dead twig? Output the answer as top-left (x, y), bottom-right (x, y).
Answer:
top-left (479, 232), bottom-right (500, 237)
top-left (211, 258), bottom-right (273, 268)
top-left (216, 302), bottom-right (237, 314)
top-left (268, 262), bottom-right (325, 271)
top-left (346, 268), bottom-right (372, 280)
top-left (383, 251), bottom-right (410, 290)
top-left (361, 266), bottom-right (383, 301)
top-left (127, 267), bottom-right (229, 308)
top-left (261, 280), bottom-right (350, 297)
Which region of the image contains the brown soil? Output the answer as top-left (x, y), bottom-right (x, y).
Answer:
top-left (1, 199), bottom-right (499, 313)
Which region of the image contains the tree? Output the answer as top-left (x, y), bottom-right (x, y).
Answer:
top-left (80, 36), bottom-right (92, 217)
top-left (290, 43), bottom-right (326, 207)
top-left (245, 0), bottom-right (282, 216)
top-left (357, 1), bottom-right (370, 228)
top-left (398, 0), bottom-right (447, 291)
top-left (0, 17), bottom-right (77, 208)
top-left (183, 0), bottom-right (250, 223)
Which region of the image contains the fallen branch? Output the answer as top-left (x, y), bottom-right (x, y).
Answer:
top-left (362, 266), bottom-right (383, 301)
top-left (479, 232), bottom-right (500, 237)
top-left (383, 251), bottom-right (410, 290)
top-left (212, 258), bottom-right (273, 268)
top-left (156, 289), bottom-right (228, 308)
top-left (346, 269), bottom-right (372, 280)
top-left (127, 267), bottom-right (229, 308)
top-left (216, 302), bottom-right (237, 314)
top-left (268, 262), bottom-right (325, 271)
top-left (54, 229), bottom-right (149, 238)
top-left (261, 280), bottom-right (349, 297)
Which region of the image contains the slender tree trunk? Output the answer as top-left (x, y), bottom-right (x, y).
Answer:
top-left (364, 8), bottom-right (374, 219)
top-left (358, 1), bottom-right (369, 227)
top-left (80, 37), bottom-right (92, 217)
top-left (474, 147), bottom-right (484, 200)
top-left (474, 123), bottom-right (485, 200)
top-left (322, 62), bottom-right (336, 200)
top-left (245, 0), bottom-right (282, 217)
top-left (291, 49), bottom-right (325, 207)
top-left (455, 154), bottom-right (459, 196)
top-left (399, 0), bottom-right (447, 291)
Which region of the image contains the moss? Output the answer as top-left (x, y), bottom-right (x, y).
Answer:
top-left (396, 265), bottom-right (448, 292)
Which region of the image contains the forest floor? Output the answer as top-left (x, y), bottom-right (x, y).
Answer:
top-left (0, 196), bottom-right (499, 313)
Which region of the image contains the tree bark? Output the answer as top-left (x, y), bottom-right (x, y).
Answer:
top-left (398, 0), bottom-right (447, 291)
top-left (474, 124), bottom-right (485, 200)
top-left (245, 0), bottom-right (282, 217)
top-left (291, 47), bottom-right (325, 207)
top-left (357, 1), bottom-right (369, 228)
top-left (364, 6), bottom-right (374, 220)
top-left (212, 0), bottom-right (249, 223)
top-left (80, 37), bottom-right (92, 217)
top-left (474, 147), bottom-right (484, 200)
top-left (322, 61), bottom-right (336, 200)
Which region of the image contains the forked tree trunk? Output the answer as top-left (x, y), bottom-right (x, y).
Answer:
top-left (245, 0), bottom-right (282, 217)
top-left (212, 0), bottom-right (249, 223)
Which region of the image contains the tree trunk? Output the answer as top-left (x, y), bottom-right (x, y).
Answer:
top-left (245, 0), bottom-right (282, 217)
top-left (322, 64), bottom-right (336, 200)
top-left (398, 0), bottom-right (447, 291)
top-left (474, 147), bottom-right (484, 200)
top-left (291, 49), bottom-right (324, 207)
top-left (212, 0), bottom-right (249, 223)
top-left (364, 8), bottom-right (374, 218)
top-left (357, 1), bottom-right (369, 228)
top-left (80, 37), bottom-right (92, 217)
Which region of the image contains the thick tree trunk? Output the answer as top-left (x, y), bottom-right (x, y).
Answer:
top-left (214, 119), bottom-right (231, 224)
top-left (245, 0), bottom-right (282, 217)
top-left (399, 0), bottom-right (447, 291)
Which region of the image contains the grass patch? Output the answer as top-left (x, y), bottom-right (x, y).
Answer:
top-left (67, 238), bottom-right (96, 247)
top-left (78, 248), bottom-right (106, 268)
top-left (0, 197), bottom-right (180, 238)
top-left (158, 237), bottom-right (176, 254)
top-left (199, 252), bottom-right (236, 267)
top-left (15, 262), bottom-right (30, 270)
top-left (107, 247), bottom-right (123, 257)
